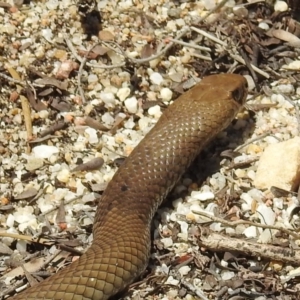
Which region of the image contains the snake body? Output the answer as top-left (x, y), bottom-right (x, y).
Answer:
top-left (10, 74), bottom-right (248, 299)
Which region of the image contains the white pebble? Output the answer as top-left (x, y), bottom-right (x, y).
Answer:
top-left (176, 18), bottom-right (185, 27)
top-left (56, 169), bottom-right (70, 183)
top-left (178, 266), bottom-right (191, 276)
top-left (85, 128), bottom-right (98, 144)
top-left (100, 92), bottom-right (116, 107)
top-left (221, 271), bottom-right (235, 280)
top-left (148, 105), bottom-right (161, 117)
top-left (72, 34), bottom-right (83, 46)
top-left (257, 203), bottom-right (275, 226)
top-left (101, 112), bottom-right (115, 125)
top-left (258, 229), bottom-right (272, 243)
top-left (166, 276), bottom-right (179, 286)
top-left (13, 206), bottom-right (34, 224)
top-left (190, 191), bottom-right (214, 201)
top-left (166, 20), bottom-right (177, 31)
top-left (88, 74), bottom-right (98, 84)
top-left (38, 110), bottom-right (49, 119)
top-left (41, 29), bottom-right (53, 42)
top-left (6, 214), bottom-right (15, 228)
top-left (258, 22), bottom-right (269, 30)
top-left (16, 240), bottom-right (27, 253)
top-left (46, 0), bottom-right (59, 9)
top-left (138, 117), bottom-right (151, 131)
top-left (274, 0), bottom-right (288, 11)
top-left (32, 145), bottom-right (59, 159)
top-left (273, 197), bottom-right (283, 209)
top-left (124, 97), bottom-right (138, 113)
top-left (150, 72), bottom-right (163, 85)
top-left (160, 88), bottom-right (173, 101)
top-left (243, 226), bottom-right (257, 238)
top-left (247, 170), bottom-right (256, 180)
top-left (161, 237), bottom-right (173, 248)
top-left (117, 87), bottom-right (131, 101)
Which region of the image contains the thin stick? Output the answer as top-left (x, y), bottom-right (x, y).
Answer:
top-left (193, 210), bottom-right (300, 239)
top-left (197, 227), bottom-right (300, 265)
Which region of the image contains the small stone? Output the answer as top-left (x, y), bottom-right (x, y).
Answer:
top-left (161, 237), bottom-right (173, 248)
top-left (32, 145), bottom-right (59, 159)
top-left (85, 128), bottom-right (98, 144)
top-left (124, 97), bottom-right (138, 113)
top-left (54, 49), bottom-right (68, 60)
top-left (257, 203), bottom-right (275, 226)
top-left (56, 60), bottom-right (76, 79)
top-left (117, 87), bottom-right (131, 101)
top-left (57, 169), bottom-right (70, 183)
top-left (150, 72), bottom-right (163, 85)
top-left (190, 191), bottom-right (214, 201)
top-left (38, 110), bottom-right (49, 119)
top-left (160, 88), bottom-right (173, 101)
top-left (46, 0), bottom-right (59, 9)
top-left (26, 158), bottom-right (44, 171)
top-left (178, 265), bottom-right (191, 276)
top-left (274, 0), bottom-right (288, 12)
top-left (100, 92), bottom-right (116, 107)
top-left (258, 22), bottom-right (269, 30)
top-left (254, 137), bottom-right (300, 191)
top-left (168, 8), bottom-right (181, 18)
top-left (282, 60), bottom-right (300, 70)
top-left (99, 30), bottom-right (115, 41)
top-left (41, 28), bottom-right (53, 42)
top-left (88, 74), bottom-right (98, 84)
top-left (243, 226), bottom-right (257, 238)
top-left (148, 105), bottom-right (161, 117)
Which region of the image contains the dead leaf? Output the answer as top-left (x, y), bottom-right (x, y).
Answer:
top-left (26, 86), bottom-right (47, 111)
top-left (99, 30), bottom-right (114, 41)
top-left (271, 29), bottom-right (300, 48)
top-left (15, 188), bottom-right (38, 200)
top-left (71, 157), bottom-right (104, 172)
top-left (34, 77), bottom-right (68, 90)
top-left (50, 98), bottom-right (72, 112)
top-left (141, 44), bottom-right (156, 59)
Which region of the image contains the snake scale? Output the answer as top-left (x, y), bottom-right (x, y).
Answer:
top-left (9, 74), bottom-right (248, 299)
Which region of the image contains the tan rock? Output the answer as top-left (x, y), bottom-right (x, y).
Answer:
top-left (254, 137), bottom-right (300, 191)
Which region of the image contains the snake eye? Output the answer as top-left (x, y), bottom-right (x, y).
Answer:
top-left (232, 82), bottom-right (248, 105)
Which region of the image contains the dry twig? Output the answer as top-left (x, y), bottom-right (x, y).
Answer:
top-left (193, 210), bottom-right (300, 239)
top-left (197, 227), bottom-right (300, 265)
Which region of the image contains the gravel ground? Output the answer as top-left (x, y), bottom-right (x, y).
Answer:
top-left (1, 0), bottom-right (300, 299)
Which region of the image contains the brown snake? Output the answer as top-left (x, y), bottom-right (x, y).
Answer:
top-left (10, 74), bottom-right (248, 300)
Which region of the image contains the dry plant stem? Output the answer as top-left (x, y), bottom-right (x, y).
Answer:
top-left (167, 38), bottom-right (211, 52)
top-left (181, 279), bottom-right (208, 300)
top-left (230, 54), bottom-right (270, 78)
top-left (22, 265), bottom-right (38, 287)
top-left (193, 210), bottom-right (300, 239)
top-left (0, 72), bottom-right (27, 85)
top-left (190, 53), bottom-right (212, 61)
top-left (191, 27), bottom-right (227, 46)
top-left (199, 0), bottom-right (230, 21)
top-left (65, 27), bottom-right (191, 66)
top-left (0, 281), bottom-right (25, 299)
top-left (77, 45), bottom-right (98, 103)
top-left (239, 49), bottom-right (258, 84)
top-left (235, 132), bottom-right (280, 152)
top-left (0, 231), bottom-right (53, 245)
top-left (41, 195), bottom-right (82, 216)
top-left (198, 228), bottom-right (300, 265)
top-left (190, 27), bottom-right (270, 78)
top-left (281, 93), bottom-right (300, 135)
top-left (64, 37), bottom-right (126, 69)
top-left (78, 56), bottom-right (88, 103)
top-left (7, 67), bottom-right (33, 146)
